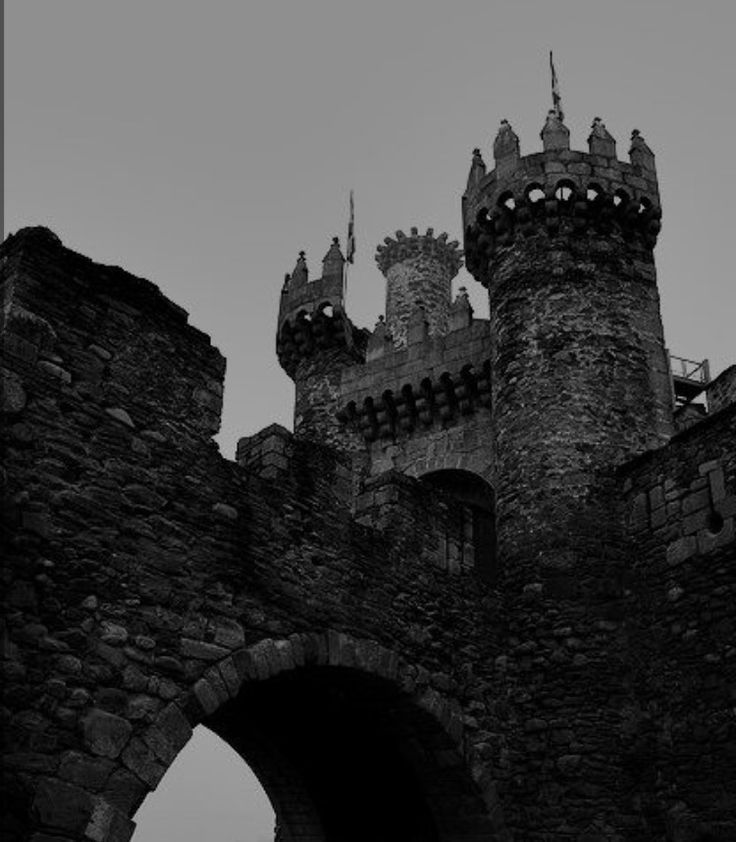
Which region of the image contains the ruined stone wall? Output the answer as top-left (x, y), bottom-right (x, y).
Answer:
top-left (0, 229), bottom-right (506, 841)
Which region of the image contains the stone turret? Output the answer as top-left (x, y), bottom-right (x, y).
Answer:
top-left (276, 238), bottom-right (364, 445)
top-left (463, 114), bottom-right (673, 576)
top-left (375, 227), bottom-right (462, 349)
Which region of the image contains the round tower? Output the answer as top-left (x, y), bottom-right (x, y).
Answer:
top-left (375, 227), bottom-right (462, 348)
top-left (276, 239), bottom-right (364, 447)
top-left (463, 115), bottom-right (674, 577)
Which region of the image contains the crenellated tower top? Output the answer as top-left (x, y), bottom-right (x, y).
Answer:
top-left (277, 237), bottom-right (363, 380)
top-left (278, 238), bottom-right (345, 330)
top-left (375, 227), bottom-right (462, 349)
top-left (463, 113), bottom-right (661, 286)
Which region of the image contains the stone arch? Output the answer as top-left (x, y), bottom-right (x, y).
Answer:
top-left (129, 631), bottom-right (509, 842)
top-left (402, 452), bottom-right (493, 486)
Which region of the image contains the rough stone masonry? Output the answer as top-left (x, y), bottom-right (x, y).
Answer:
top-left (2, 105), bottom-right (736, 842)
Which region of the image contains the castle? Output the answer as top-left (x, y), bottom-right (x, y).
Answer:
top-left (1, 95), bottom-right (735, 841)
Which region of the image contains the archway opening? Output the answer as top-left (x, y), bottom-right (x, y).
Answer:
top-left (133, 725), bottom-right (275, 841)
top-left (201, 665), bottom-right (496, 842)
top-left (421, 469), bottom-right (497, 583)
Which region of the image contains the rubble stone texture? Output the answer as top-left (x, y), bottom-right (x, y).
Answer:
top-left (2, 109), bottom-right (735, 842)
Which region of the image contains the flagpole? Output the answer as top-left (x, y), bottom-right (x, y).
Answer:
top-left (343, 190), bottom-right (354, 301)
top-left (343, 196), bottom-right (348, 301)
top-left (549, 51), bottom-right (564, 122)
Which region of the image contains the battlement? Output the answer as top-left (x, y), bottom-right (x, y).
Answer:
top-left (463, 118), bottom-right (661, 284)
top-left (375, 227), bottom-right (462, 277)
top-left (375, 228), bottom-right (463, 350)
top-left (276, 238), bottom-right (364, 379)
top-left (278, 238), bottom-right (346, 329)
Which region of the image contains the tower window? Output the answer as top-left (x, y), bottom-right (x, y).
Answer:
top-left (421, 469), bottom-right (497, 583)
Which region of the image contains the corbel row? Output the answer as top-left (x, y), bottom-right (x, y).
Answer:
top-left (277, 308), bottom-right (349, 377)
top-left (465, 184), bottom-right (662, 279)
top-left (338, 361), bottom-right (492, 442)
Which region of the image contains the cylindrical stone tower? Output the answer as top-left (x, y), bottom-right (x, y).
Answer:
top-left (463, 117), bottom-right (674, 578)
top-left (375, 227), bottom-right (462, 348)
top-left (276, 240), bottom-right (363, 448)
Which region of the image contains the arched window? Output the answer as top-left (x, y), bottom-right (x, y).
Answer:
top-left (421, 469), bottom-right (497, 582)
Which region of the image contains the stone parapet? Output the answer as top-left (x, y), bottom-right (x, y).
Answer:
top-left (1, 226), bottom-right (225, 439)
top-left (237, 423), bottom-right (294, 480)
top-left (337, 319), bottom-right (491, 442)
top-left (375, 228), bottom-right (462, 277)
top-left (463, 124), bottom-right (661, 285)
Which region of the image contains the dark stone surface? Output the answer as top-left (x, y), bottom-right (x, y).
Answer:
top-left (1, 121), bottom-right (734, 842)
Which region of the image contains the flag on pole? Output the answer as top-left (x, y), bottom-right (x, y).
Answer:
top-left (550, 51), bottom-right (564, 122)
top-left (346, 190), bottom-right (356, 264)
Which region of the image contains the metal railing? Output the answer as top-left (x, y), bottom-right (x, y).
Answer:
top-left (669, 354), bottom-right (710, 384)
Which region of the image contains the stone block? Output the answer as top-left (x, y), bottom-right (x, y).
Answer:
top-left (180, 638), bottom-right (229, 661)
top-left (274, 638), bottom-right (296, 672)
top-left (212, 618), bottom-right (245, 648)
top-left (1, 367), bottom-right (27, 413)
top-left (628, 493), bottom-right (649, 533)
top-left (142, 724), bottom-right (178, 766)
top-left (86, 798), bottom-right (135, 842)
top-left (683, 508), bottom-right (710, 535)
top-left (59, 752), bottom-right (115, 791)
top-left (648, 485), bottom-right (665, 510)
top-left (651, 505), bottom-right (667, 529)
top-left (193, 677), bottom-right (223, 715)
top-left (105, 408), bottom-right (135, 428)
top-left (250, 638), bottom-right (279, 679)
top-left (218, 657), bottom-right (241, 697)
top-left (231, 648), bottom-right (259, 681)
top-left (83, 710), bottom-right (133, 759)
top-left (708, 468), bottom-right (726, 502)
top-left (211, 502), bottom-right (238, 520)
top-left (666, 536), bottom-right (697, 566)
top-left (32, 779), bottom-right (92, 833)
top-left (154, 704), bottom-right (192, 753)
top-left (121, 737), bottom-right (165, 789)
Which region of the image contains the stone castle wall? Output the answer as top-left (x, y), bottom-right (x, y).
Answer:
top-left (2, 227), bottom-right (735, 842)
top-left (620, 406), bottom-right (736, 838)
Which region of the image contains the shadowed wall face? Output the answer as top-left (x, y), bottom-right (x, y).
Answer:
top-left (2, 223), bottom-right (735, 842)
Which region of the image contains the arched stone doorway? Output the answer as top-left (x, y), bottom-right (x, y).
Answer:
top-left (420, 470), bottom-right (497, 583)
top-left (127, 633), bottom-right (508, 842)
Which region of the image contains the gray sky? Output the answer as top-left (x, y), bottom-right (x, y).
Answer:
top-left (6, 1), bottom-right (735, 839)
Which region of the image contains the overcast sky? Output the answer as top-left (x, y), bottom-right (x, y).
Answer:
top-left (6, 1), bottom-right (735, 839)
